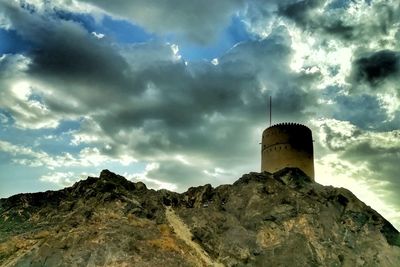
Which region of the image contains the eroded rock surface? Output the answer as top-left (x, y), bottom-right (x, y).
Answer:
top-left (1, 168), bottom-right (399, 266)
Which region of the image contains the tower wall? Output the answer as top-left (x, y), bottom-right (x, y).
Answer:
top-left (261, 123), bottom-right (314, 180)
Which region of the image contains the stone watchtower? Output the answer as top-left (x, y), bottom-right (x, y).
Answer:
top-left (261, 123), bottom-right (315, 180)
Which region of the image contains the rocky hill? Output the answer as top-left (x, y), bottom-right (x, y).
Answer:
top-left (0, 168), bottom-right (399, 266)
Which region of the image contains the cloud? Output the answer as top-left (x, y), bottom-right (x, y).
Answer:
top-left (277, 0), bottom-right (323, 27)
top-left (272, 0), bottom-right (400, 46)
top-left (0, 140), bottom-right (47, 163)
top-left (0, 113), bottom-right (8, 124)
top-left (350, 50), bottom-right (400, 86)
top-left (315, 118), bottom-right (400, 200)
top-left (315, 152), bottom-right (400, 231)
top-left (125, 163), bottom-right (178, 191)
top-left (0, 54), bottom-right (63, 129)
top-left (243, 0), bottom-right (400, 95)
top-left (0, 1), bottom-right (320, 192)
top-left (332, 93), bottom-right (389, 129)
top-left (0, 2), bottom-right (147, 128)
top-left (77, 0), bottom-right (246, 44)
top-left (0, 139), bottom-right (135, 169)
top-left (2, 2), bottom-right (136, 87)
top-left (60, 26), bottom-right (319, 190)
top-left (313, 118), bottom-right (400, 228)
top-left (39, 171), bottom-right (78, 187)
top-left (1, 0), bottom-right (399, 230)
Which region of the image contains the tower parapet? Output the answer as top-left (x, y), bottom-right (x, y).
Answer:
top-left (261, 123), bottom-right (314, 180)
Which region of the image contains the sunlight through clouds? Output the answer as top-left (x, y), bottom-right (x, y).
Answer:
top-left (0, 0), bottom-right (399, 230)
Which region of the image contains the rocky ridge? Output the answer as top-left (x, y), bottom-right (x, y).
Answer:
top-left (0, 168), bottom-right (399, 266)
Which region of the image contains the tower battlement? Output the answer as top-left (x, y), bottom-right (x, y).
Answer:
top-left (261, 123), bottom-right (314, 180)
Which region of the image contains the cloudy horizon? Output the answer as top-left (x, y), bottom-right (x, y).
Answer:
top-left (0, 0), bottom-right (399, 229)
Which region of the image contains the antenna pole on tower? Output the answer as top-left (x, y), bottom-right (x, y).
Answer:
top-left (269, 96), bottom-right (272, 126)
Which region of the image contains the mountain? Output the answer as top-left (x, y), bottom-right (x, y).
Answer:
top-left (1, 168), bottom-right (399, 266)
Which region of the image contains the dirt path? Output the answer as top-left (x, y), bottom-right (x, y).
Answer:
top-left (165, 207), bottom-right (224, 267)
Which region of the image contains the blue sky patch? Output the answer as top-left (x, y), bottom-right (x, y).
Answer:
top-left (0, 29), bottom-right (32, 54)
top-left (52, 10), bottom-right (154, 43)
top-left (327, 0), bottom-right (352, 9)
top-left (38, 10), bottom-right (251, 62)
top-left (171, 16), bottom-right (253, 61)
top-left (101, 16), bottom-right (154, 43)
top-left (0, 163), bottom-right (50, 197)
top-left (52, 120), bottom-right (81, 136)
top-left (53, 10), bottom-right (97, 32)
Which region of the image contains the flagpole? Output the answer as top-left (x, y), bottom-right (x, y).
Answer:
top-left (269, 96), bottom-right (272, 126)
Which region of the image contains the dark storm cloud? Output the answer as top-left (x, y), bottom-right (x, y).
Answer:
top-left (1, 0), bottom-right (399, 228)
top-left (325, 1), bottom-right (400, 42)
top-left (91, 27), bottom-right (317, 145)
top-left (3, 3), bottom-right (131, 84)
top-left (321, 20), bottom-right (355, 41)
top-left (70, 26), bottom-right (318, 188)
top-left (277, 0), bottom-right (323, 27)
top-left (1, 2), bottom-right (153, 118)
top-left (272, 0), bottom-right (400, 45)
top-left (0, 1), bottom-right (320, 190)
top-left (350, 50), bottom-right (400, 86)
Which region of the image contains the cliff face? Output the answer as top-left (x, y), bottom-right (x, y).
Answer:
top-left (0, 168), bottom-right (399, 267)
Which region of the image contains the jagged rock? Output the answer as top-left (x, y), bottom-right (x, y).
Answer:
top-left (0, 168), bottom-right (399, 266)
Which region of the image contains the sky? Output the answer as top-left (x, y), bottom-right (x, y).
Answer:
top-left (0, 0), bottom-right (399, 229)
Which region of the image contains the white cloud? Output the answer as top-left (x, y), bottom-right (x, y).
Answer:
top-left (174, 154), bottom-right (191, 166)
top-left (0, 55), bottom-right (61, 129)
top-left (0, 139), bottom-right (136, 170)
top-left (313, 118), bottom-right (400, 150)
top-left (39, 171), bottom-right (77, 187)
top-left (126, 162), bottom-right (178, 191)
top-left (170, 44), bottom-right (181, 61)
top-left (211, 58), bottom-right (219, 65)
top-left (71, 118), bottom-right (104, 145)
top-left (0, 140), bottom-right (46, 160)
top-left (285, 23), bottom-right (355, 89)
top-left (203, 167), bottom-right (231, 178)
top-left (312, 118), bottom-right (359, 149)
top-left (92, 31), bottom-right (105, 39)
top-left (377, 91), bottom-right (400, 121)
top-left (11, 81), bottom-right (31, 100)
top-left (39, 171), bottom-right (97, 187)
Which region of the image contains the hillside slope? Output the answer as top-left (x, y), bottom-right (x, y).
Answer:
top-left (1, 168), bottom-right (399, 266)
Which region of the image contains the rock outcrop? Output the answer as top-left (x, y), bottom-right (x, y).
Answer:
top-left (0, 168), bottom-right (399, 266)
